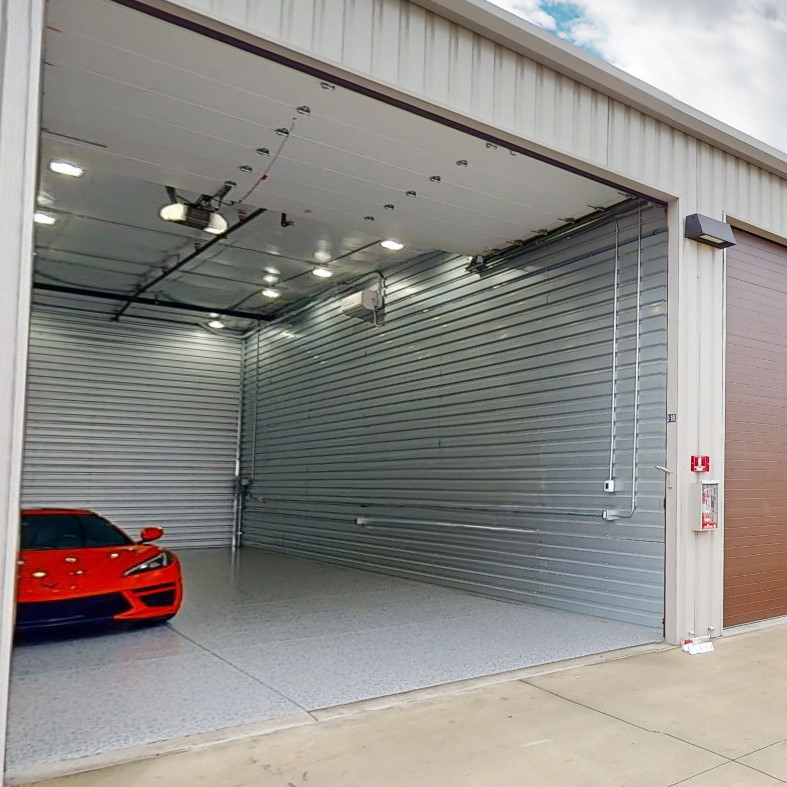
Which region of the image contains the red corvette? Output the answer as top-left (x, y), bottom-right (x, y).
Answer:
top-left (16, 508), bottom-right (183, 631)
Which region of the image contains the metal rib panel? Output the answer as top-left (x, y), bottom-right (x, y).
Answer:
top-left (240, 205), bottom-right (667, 626)
top-left (22, 310), bottom-right (242, 548)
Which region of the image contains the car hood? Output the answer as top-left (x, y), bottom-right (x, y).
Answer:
top-left (17, 545), bottom-right (164, 599)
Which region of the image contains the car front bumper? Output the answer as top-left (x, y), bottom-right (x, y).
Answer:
top-left (16, 581), bottom-right (182, 631)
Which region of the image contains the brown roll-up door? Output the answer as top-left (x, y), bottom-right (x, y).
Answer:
top-left (725, 229), bottom-right (787, 626)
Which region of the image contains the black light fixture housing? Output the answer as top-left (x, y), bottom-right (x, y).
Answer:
top-left (684, 213), bottom-right (736, 249)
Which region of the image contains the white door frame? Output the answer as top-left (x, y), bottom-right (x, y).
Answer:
top-left (0, 0), bottom-right (44, 778)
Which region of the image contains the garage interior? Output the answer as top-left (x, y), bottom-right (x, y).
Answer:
top-left (8, 0), bottom-right (668, 776)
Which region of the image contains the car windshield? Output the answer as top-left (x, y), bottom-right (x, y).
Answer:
top-left (20, 513), bottom-right (132, 550)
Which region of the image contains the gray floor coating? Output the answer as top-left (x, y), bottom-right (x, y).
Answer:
top-left (6, 548), bottom-right (661, 773)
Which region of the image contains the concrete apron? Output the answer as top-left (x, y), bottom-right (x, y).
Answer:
top-left (7, 640), bottom-right (668, 786)
top-left (14, 626), bottom-right (787, 786)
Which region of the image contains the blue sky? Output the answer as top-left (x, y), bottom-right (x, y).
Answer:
top-left (489, 0), bottom-right (787, 153)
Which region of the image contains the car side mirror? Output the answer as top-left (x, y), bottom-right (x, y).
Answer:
top-left (139, 527), bottom-right (164, 543)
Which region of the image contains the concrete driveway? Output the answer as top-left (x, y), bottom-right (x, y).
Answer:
top-left (14, 625), bottom-right (787, 787)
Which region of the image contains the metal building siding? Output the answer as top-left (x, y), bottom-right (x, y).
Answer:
top-left (22, 310), bottom-right (242, 548)
top-left (241, 205), bottom-right (668, 627)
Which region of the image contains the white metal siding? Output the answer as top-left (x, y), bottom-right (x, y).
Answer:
top-left (22, 310), bottom-right (242, 548)
top-left (241, 205), bottom-right (668, 627)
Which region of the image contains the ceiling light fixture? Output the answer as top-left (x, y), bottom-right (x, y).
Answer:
top-left (380, 239), bottom-right (405, 251)
top-left (208, 319), bottom-right (225, 329)
top-left (262, 288), bottom-right (281, 299)
top-left (312, 266), bottom-right (333, 278)
top-left (263, 273), bottom-right (279, 284)
top-left (49, 160), bottom-right (84, 177)
top-left (34, 211), bottom-right (56, 226)
top-left (209, 312), bottom-right (220, 318)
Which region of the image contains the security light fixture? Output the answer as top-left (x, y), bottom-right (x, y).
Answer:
top-left (262, 288), bottom-right (280, 299)
top-left (312, 266), bottom-right (333, 278)
top-left (380, 239), bottom-right (405, 251)
top-left (49, 160), bottom-right (84, 177)
top-left (684, 213), bottom-right (736, 249)
top-left (34, 211), bottom-right (56, 226)
top-left (208, 319), bottom-right (225, 329)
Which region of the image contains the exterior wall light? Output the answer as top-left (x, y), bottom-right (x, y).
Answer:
top-left (684, 214), bottom-right (736, 249)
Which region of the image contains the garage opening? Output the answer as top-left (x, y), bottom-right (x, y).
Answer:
top-left (8, 0), bottom-right (668, 777)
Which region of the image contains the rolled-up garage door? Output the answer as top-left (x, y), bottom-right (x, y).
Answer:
top-left (725, 230), bottom-right (787, 626)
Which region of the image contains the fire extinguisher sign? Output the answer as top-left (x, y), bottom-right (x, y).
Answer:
top-left (691, 455), bottom-right (710, 473)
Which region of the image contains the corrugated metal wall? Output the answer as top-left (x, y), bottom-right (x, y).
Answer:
top-left (22, 310), bottom-right (242, 548)
top-left (241, 204), bottom-right (668, 627)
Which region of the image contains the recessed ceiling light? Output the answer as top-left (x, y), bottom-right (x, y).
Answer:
top-left (34, 211), bottom-right (56, 226)
top-left (380, 239), bottom-right (405, 251)
top-left (263, 273), bottom-right (279, 284)
top-left (209, 312), bottom-right (219, 318)
top-left (208, 319), bottom-right (225, 329)
top-left (312, 266), bottom-right (333, 278)
top-left (49, 160), bottom-right (84, 177)
top-left (262, 288), bottom-right (280, 299)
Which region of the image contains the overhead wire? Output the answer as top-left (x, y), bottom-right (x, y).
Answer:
top-left (236, 117), bottom-right (297, 206)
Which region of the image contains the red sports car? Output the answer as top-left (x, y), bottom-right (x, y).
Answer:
top-left (16, 508), bottom-right (183, 631)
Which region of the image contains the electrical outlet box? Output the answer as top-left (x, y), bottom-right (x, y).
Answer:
top-left (604, 479), bottom-right (615, 493)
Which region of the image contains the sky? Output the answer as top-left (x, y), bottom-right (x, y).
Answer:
top-left (489, 0), bottom-right (787, 153)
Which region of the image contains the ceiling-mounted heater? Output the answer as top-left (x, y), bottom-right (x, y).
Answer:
top-left (341, 289), bottom-right (382, 323)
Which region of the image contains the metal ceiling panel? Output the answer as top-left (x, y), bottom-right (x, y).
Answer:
top-left (36, 0), bottom-right (623, 324)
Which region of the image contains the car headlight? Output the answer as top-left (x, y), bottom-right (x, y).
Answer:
top-left (124, 550), bottom-right (173, 577)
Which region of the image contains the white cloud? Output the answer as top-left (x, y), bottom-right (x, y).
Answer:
top-left (489, 0), bottom-right (787, 153)
top-left (490, 0), bottom-right (558, 31)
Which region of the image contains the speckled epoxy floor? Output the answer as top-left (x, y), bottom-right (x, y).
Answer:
top-left (6, 549), bottom-right (661, 774)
